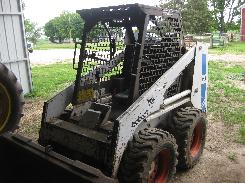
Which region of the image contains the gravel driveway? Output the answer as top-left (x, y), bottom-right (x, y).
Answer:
top-left (209, 53), bottom-right (245, 64)
top-left (29, 49), bottom-right (245, 66)
top-left (29, 49), bottom-right (75, 65)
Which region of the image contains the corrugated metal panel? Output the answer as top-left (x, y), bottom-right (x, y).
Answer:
top-left (0, 0), bottom-right (32, 94)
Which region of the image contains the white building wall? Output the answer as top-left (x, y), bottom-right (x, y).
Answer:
top-left (0, 0), bottom-right (32, 94)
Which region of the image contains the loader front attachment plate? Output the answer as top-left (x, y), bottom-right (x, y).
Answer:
top-left (0, 133), bottom-right (116, 183)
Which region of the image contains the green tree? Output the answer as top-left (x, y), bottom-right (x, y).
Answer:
top-left (61, 12), bottom-right (84, 41)
top-left (160, 0), bottom-right (185, 11)
top-left (44, 12), bottom-right (84, 43)
top-left (182, 0), bottom-right (214, 34)
top-left (160, 0), bottom-right (214, 34)
top-left (43, 19), bottom-right (58, 43)
top-left (24, 19), bottom-right (41, 44)
top-left (210, 0), bottom-right (243, 33)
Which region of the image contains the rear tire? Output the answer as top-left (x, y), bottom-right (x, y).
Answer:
top-left (172, 107), bottom-right (207, 169)
top-left (0, 63), bottom-right (24, 134)
top-left (118, 128), bottom-right (178, 183)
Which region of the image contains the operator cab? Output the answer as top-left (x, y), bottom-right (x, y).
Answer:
top-left (72, 4), bottom-right (183, 121)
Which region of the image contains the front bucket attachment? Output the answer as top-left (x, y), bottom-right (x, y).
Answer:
top-left (0, 133), bottom-right (116, 183)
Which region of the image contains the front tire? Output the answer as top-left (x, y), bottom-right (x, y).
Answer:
top-left (0, 63), bottom-right (24, 134)
top-left (172, 107), bottom-right (207, 169)
top-left (118, 128), bottom-right (178, 183)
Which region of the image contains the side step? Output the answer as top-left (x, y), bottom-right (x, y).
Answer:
top-left (0, 133), bottom-right (116, 183)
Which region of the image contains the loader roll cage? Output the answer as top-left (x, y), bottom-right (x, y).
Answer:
top-left (73, 4), bottom-right (184, 106)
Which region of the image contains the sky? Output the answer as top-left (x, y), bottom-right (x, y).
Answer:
top-left (24, 0), bottom-right (161, 26)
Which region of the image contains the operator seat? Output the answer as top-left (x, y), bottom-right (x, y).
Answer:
top-left (111, 28), bottom-right (135, 106)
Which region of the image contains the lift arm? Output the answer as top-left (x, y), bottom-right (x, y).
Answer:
top-left (112, 43), bottom-right (208, 176)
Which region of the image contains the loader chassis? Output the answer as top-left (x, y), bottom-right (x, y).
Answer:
top-left (38, 4), bottom-right (208, 179)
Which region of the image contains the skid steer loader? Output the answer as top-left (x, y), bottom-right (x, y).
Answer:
top-left (0, 4), bottom-right (208, 183)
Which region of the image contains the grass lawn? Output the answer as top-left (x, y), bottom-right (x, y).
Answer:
top-left (26, 63), bottom-right (76, 98)
top-left (26, 61), bottom-right (245, 143)
top-left (35, 39), bottom-right (245, 54)
top-left (208, 61), bottom-right (245, 144)
top-left (35, 40), bottom-right (74, 50)
top-left (209, 41), bottom-right (245, 54)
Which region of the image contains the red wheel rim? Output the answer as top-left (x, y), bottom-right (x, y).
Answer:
top-left (148, 149), bottom-right (171, 183)
top-left (190, 121), bottom-right (204, 157)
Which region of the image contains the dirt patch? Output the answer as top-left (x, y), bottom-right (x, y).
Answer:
top-left (230, 80), bottom-right (245, 90)
top-left (16, 99), bottom-right (44, 140)
top-left (16, 99), bottom-right (245, 183)
top-left (174, 114), bottom-right (245, 183)
top-left (209, 54), bottom-right (245, 68)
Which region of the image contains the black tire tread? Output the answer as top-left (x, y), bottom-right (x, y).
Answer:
top-left (172, 107), bottom-right (207, 169)
top-left (0, 63), bottom-right (24, 133)
top-left (119, 128), bottom-right (178, 183)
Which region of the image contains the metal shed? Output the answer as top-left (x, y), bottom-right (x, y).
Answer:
top-left (0, 0), bottom-right (32, 94)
